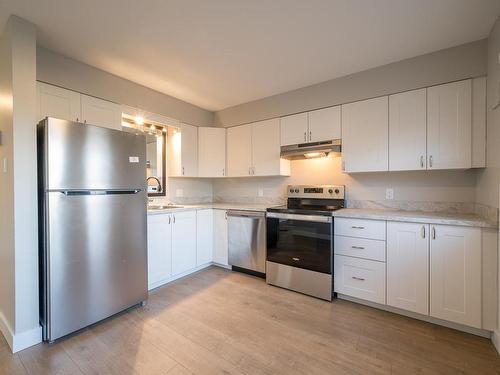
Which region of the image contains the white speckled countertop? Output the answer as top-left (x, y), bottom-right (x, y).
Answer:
top-left (147, 202), bottom-right (280, 215)
top-left (332, 208), bottom-right (498, 229)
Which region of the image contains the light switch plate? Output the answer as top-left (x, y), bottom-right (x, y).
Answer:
top-left (385, 188), bottom-right (394, 200)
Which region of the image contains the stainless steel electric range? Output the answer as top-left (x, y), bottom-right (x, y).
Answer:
top-left (266, 185), bottom-right (345, 300)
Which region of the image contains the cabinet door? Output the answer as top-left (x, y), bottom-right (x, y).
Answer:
top-left (179, 123), bottom-right (198, 177)
top-left (171, 211), bottom-right (197, 276)
top-left (252, 119), bottom-right (282, 176)
top-left (81, 94), bottom-right (122, 130)
top-left (389, 89), bottom-right (427, 171)
top-left (430, 225), bottom-right (481, 328)
top-left (198, 127), bottom-right (226, 177)
top-left (213, 210), bottom-right (228, 266)
top-left (196, 209), bottom-right (213, 266)
top-left (341, 97), bottom-right (388, 172)
top-left (147, 214), bottom-right (172, 289)
top-left (308, 106), bottom-right (341, 142)
top-left (280, 112), bottom-right (308, 146)
top-left (387, 222), bottom-right (429, 315)
top-left (37, 82), bottom-right (81, 122)
top-left (227, 124), bottom-right (253, 177)
top-left (427, 80), bottom-right (472, 170)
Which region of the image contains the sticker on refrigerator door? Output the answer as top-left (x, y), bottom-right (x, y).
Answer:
top-left (129, 156), bottom-right (140, 163)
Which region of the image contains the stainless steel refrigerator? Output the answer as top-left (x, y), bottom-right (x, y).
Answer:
top-left (37, 117), bottom-right (148, 342)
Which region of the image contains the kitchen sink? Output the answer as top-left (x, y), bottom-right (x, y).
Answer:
top-left (148, 205), bottom-right (184, 210)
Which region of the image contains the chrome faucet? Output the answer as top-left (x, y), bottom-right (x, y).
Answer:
top-left (146, 176), bottom-right (162, 193)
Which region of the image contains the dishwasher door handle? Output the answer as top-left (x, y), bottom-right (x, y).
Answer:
top-left (227, 210), bottom-right (266, 219)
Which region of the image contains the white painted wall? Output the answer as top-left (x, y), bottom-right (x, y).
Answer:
top-left (0, 16), bottom-right (40, 352)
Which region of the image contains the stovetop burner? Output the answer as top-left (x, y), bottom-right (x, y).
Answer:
top-left (267, 185), bottom-right (345, 216)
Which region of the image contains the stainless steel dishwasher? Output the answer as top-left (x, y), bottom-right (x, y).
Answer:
top-left (227, 210), bottom-right (266, 276)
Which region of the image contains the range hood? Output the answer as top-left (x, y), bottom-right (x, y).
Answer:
top-left (280, 139), bottom-right (341, 160)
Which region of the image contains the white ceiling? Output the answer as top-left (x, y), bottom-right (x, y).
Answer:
top-left (1, 0), bottom-right (499, 111)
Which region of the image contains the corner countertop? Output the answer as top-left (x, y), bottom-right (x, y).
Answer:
top-left (332, 208), bottom-right (498, 229)
top-left (147, 202), bottom-right (281, 215)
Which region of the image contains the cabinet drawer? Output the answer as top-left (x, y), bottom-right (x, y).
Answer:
top-left (334, 255), bottom-right (386, 304)
top-left (334, 218), bottom-right (386, 240)
top-left (334, 236), bottom-right (386, 262)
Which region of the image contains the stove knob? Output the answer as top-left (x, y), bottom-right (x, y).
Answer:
top-left (294, 189), bottom-right (299, 193)
top-left (289, 188), bottom-right (294, 193)
top-left (334, 188), bottom-right (340, 194)
top-left (328, 189), bottom-right (333, 194)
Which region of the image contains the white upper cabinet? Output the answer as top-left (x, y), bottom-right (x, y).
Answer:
top-left (427, 80), bottom-right (472, 170)
top-left (308, 106), bottom-right (341, 142)
top-left (37, 81), bottom-right (81, 123)
top-left (80, 94), bottom-right (122, 130)
top-left (430, 225), bottom-right (481, 328)
top-left (227, 124), bottom-right (253, 177)
top-left (252, 119), bottom-right (290, 176)
top-left (387, 222), bottom-right (429, 315)
top-left (472, 77), bottom-right (486, 168)
top-left (389, 89), bottom-right (427, 171)
top-left (280, 113), bottom-right (308, 145)
top-left (168, 123), bottom-right (198, 177)
top-left (198, 127), bottom-right (226, 177)
top-left (341, 96), bottom-right (389, 173)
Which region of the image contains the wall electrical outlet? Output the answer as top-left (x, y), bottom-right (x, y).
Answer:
top-left (385, 188), bottom-right (394, 200)
top-left (258, 188), bottom-right (264, 197)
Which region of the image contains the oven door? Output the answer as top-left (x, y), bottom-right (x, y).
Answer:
top-left (266, 212), bottom-right (332, 274)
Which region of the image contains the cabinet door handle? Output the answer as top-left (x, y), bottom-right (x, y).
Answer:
top-left (252, 167), bottom-right (255, 175)
top-left (351, 246), bottom-right (365, 250)
top-left (309, 131), bottom-right (312, 141)
top-left (173, 215), bottom-right (176, 224)
top-left (225, 211), bottom-right (228, 220)
top-left (222, 168), bottom-right (225, 176)
top-left (352, 276), bottom-right (365, 281)
top-left (248, 167), bottom-right (251, 175)
top-left (303, 132), bottom-right (307, 142)
top-left (420, 155), bottom-right (424, 168)
top-left (421, 225), bottom-right (425, 238)
top-left (168, 216), bottom-right (171, 224)
top-left (342, 160), bottom-right (346, 172)
top-left (429, 155), bottom-right (433, 168)
top-left (431, 226), bottom-right (436, 240)
top-left (182, 166), bottom-right (185, 175)
top-left (351, 226), bottom-right (365, 229)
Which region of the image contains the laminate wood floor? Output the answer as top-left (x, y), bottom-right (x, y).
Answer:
top-left (2, 266), bottom-right (499, 374)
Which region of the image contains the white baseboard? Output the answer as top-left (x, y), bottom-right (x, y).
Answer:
top-left (0, 311), bottom-right (42, 353)
top-left (148, 262), bottom-right (214, 291)
top-left (492, 329), bottom-right (500, 354)
top-left (337, 294), bottom-right (492, 339)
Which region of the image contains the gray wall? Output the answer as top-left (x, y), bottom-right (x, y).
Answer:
top-left (0, 16), bottom-right (39, 352)
top-left (214, 39), bottom-right (487, 127)
top-left (37, 47), bottom-right (214, 127)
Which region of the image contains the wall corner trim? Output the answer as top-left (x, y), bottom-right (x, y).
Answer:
top-left (0, 312), bottom-right (42, 353)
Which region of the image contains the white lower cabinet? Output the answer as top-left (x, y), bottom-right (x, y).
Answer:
top-left (387, 222), bottom-right (429, 315)
top-left (430, 225), bottom-right (482, 328)
top-left (213, 209), bottom-right (228, 266)
top-left (196, 209), bottom-right (213, 266)
top-left (171, 211), bottom-right (197, 276)
top-left (334, 255), bottom-right (386, 304)
top-left (147, 214), bottom-right (172, 289)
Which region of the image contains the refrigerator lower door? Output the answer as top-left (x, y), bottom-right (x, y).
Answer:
top-left (43, 190), bottom-right (147, 341)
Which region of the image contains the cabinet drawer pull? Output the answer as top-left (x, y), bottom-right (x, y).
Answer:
top-left (421, 226), bottom-right (425, 238)
top-left (351, 246), bottom-right (365, 250)
top-left (352, 276), bottom-right (365, 281)
top-left (420, 155), bottom-right (424, 168)
top-left (292, 257), bottom-right (300, 261)
top-left (351, 226), bottom-right (365, 229)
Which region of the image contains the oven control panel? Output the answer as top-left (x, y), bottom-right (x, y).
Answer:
top-left (286, 185), bottom-right (344, 199)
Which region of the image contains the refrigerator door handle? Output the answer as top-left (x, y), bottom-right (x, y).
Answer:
top-left (58, 189), bottom-right (143, 196)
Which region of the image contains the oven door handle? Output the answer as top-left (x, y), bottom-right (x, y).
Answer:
top-left (266, 212), bottom-right (332, 223)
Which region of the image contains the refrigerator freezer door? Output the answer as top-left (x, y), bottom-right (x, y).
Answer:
top-left (44, 118), bottom-right (146, 190)
top-left (44, 190), bottom-right (147, 341)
